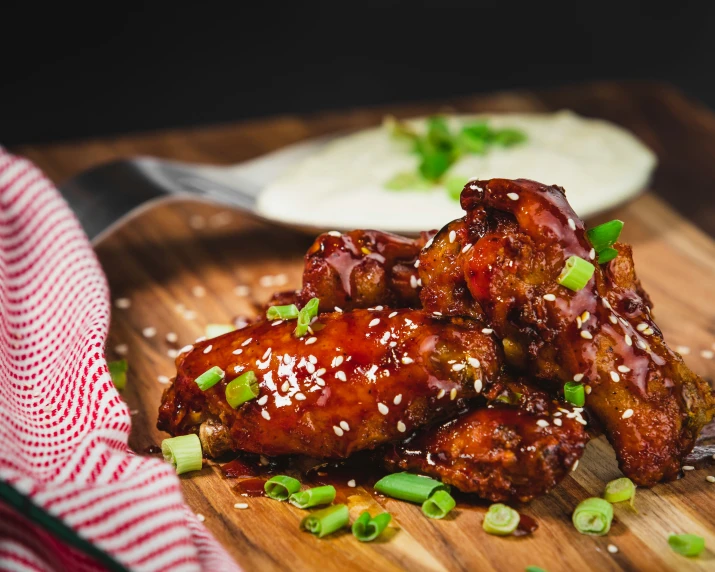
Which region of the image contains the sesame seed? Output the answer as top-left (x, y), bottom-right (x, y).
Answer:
top-left (334, 306), bottom-right (343, 313)
top-left (474, 379), bottom-right (483, 393)
top-left (481, 328), bottom-right (493, 335)
top-left (192, 286), bottom-right (206, 298)
top-left (424, 238), bottom-right (434, 250)
top-left (462, 243), bottom-right (473, 253)
top-left (589, 248), bottom-right (596, 260)
top-left (401, 356), bottom-right (414, 364)
top-left (261, 410), bottom-right (271, 420)
top-left (636, 340), bottom-right (647, 350)
top-left (410, 275), bottom-right (419, 289)
top-left (389, 311), bottom-right (398, 318)
top-left (234, 503), bottom-right (249, 509)
top-left (567, 218), bottom-right (576, 230)
top-left (437, 389), bottom-right (446, 399)
top-left (610, 371), bottom-right (620, 382)
top-left (618, 365), bottom-right (630, 373)
top-left (183, 310), bottom-right (197, 321)
top-left (619, 317), bottom-right (629, 326)
top-left (347, 479), bottom-right (357, 488)
top-left (333, 426), bottom-right (344, 437)
top-left (433, 311), bottom-right (443, 317)
top-left (232, 348), bottom-right (243, 355)
top-left (609, 315), bottom-right (618, 324)
top-left (378, 403), bottom-right (389, 415)
top-left (572, 460), bottom-right (579, 472)
top-left (536, 419), bottom-right (549, 427)
top-left (114, 298), bottom-right (131, 309)
top-left (157, 375), bottom-right (170, 384)
top-left (643, 327), bottom-right (654, 335)
top-left (308, 355), bottom-right (318, 364)
top-left (585, 385), bottom-right (592, 394)
top-left (607, 544), bottom-right (619, 554)
top-left (554, 418), bottom-right (563, 426)
top-left (335, 371), bottom-right (347, 382)
top-left (507, 192), bottom-right (519, 201)
top-left (636, 323), bottom-right (648, 332)
top-left (543, 294), bottom-right (556, 302)
top-left (701, 350), bottom-right (714, 359)
top-left (369, 318), bottom-right (380, 328)
top-left (168, 349), bottom-right (179, 358)
top-left (340, 421), bottom-right (350, 432)
top-left (706, 476), bottom-right (715, 483)
top-left (622, 408), bottom-right (634, 419)
top-left (576, 317), bottom-right (582, 329)
top-left (115, 344), bottom-right (128, 356)
top-left (414, 260), bottom-right (420, 268)
top-left (452, 363), bottom-right (465, 371)
top-left (295, 393), bottom-right (306, 401)
top-left (271, 320), bottom-right (284, 326)
top-left (397, 421), bottom-right (407, 432)
top-left (281, 380), bottom-right (290, 393)
top-left (241, 338), bottom-right (253, 347)
top-left (142, 327), bottom-right (157, 338)
top-left (195, 336), bottom-right (207, 343)
top-left (468, 357), bottom-right (481, 368)
top-left (196, 513), bottom-right (205, 522)
top-left (580, 330), bottom-right (593, 340)
top-left (179, 344), bottom-right (194, 354)
top-left (393, 394), bottom-right (402, 405)
top-left (257, 395), bottom-right (268, 406)
top-left (166, 332), bottom-right (178, 343)
top-left (676, 345), bottom-right (691, 355)
top-left (327, 230), bottom-right (342, 237)
top-left (581, 311), bottom-right (590, 322)
top-left (234, 285), bottom-right (250, 297)
top-left (573, 373), bottom-right (584, 382)
top-left (305, 337), bottom-right (317, 345)
top-left (332, 356), bottom-right (344, 367)
top-left (203, 345), bottom-right (213, 354)
top-left (449, 230), bottom-right (456, 243)
top-left (389, 341), bottom-right (397, 348)
top-left (262, 348), bottom-right (272, 360)
top-left (682, 465), bottom-right (695, 471)
top-left (625, 335), bottom-right (633, 346)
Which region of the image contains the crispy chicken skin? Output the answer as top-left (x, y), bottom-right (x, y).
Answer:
top-left (419, 178), bottom-right (715, 485)
top-left (268, 229), bottom-right (435, 313)
top-left (158, 309), bottom-right (502, 458)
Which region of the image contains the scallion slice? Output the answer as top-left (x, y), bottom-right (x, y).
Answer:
top-left (564, 382), bottom-right (586, 407)
top-left (586, 220), bottom-right (624, 252)
top-left (108, 359), bottom-right (128, 391)
top-left (352, 510), bottom-right (392, 542)
top-left (597, 247), bottom-right (619, 264)
top-left (266, 304), bottom-right (300, 321)
top-left (301, 504), bottom-right (349, 538)
top-left (205, 323), bottom-right (235, 339)
top-left (483, 503), bottom-right (520, 535)
top-left (668, 533), bottom-right (705, 557)
top-left (264, 475), bottom-right (301, 501)
top-left (161, 434), bottom-right (203, 475)
top-left (445, 175), bottom-right (470, 202)
top-left (603, 477), bottom-right (636, 504)
top-left (525, 567), bottom-right (548, 572)
top-left (294, 297), bottom-right (320, 338)
top-left (289, 485), bottom-right (336, 509)
top-left (572, 497), bottom-right (613, 536)
top-left (195, 366), bottom-right (225, 391)
top-left (374, 472), bottom-right (448, 504)
top-left (422, 490), bottom-right (456, 519)
top-left (225, 371), bottom-right (258, 408)
top-left (557, 256), bottom-right (595, 291)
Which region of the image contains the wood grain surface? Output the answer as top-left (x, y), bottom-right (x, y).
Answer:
top-left (18, 82), bottom-right (715, 571)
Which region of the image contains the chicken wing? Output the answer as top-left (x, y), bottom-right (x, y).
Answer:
top-left (419, 177), bottom-right (715, 485)
top-left (158, 309), bottom-right (501, 458)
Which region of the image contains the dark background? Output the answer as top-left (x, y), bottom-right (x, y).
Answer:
top-left (1, 3), bottom-right (713, 145)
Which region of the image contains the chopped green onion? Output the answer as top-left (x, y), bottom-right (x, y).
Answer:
top-left (525, 567), bottom-right (548, 572)
top-left (603, 477), bottom-right (636, 504)
top-left (564, 382), bottom-right (586, 407)
top-left (301, 504), bottom-right (349, 538)
top-left (352, 510), bottom-right (392, 542)
top-left (225, 371), bottom-right (258, 408)
top-left (195, 366), bottom-right (225, 391)
top-left (205, 323), bottom-right (235, 339)
top-left (108, 359), bottom-right (128, 391)
top-left (294, 297), bottom-right (320, 338)
top-left (374, 472), bottom-right (448, 503)
top-left (289, 485), bottom-right (336, 509)
top-left (445, 175), bottom-right (470, 202)
top-left (483, 503), bottom-right (520, 535)
top-left (557, 256), bottom-right (595, 291)
top-left (384, 172), bottom-right (432, 191)
top-left (668, 533), bottom-right (705, 557)
top-left (266, 304), bottom-right (299, 321)
top-left (422, 490), bottom-right (456, 519)
top-left (572, 497), bottom-right (613, 536)
top-left (597, 247), bottom-right (619, 264)
top-left (587, 220), bottom-right (624, 253)
top-left (161, 434), bottom-right (203, 475)
top-left (491, 128), bottom-right (527, 147)
top-left (459, 123), bottom-right (490, 154)
top-left (264, 475), bottom-right (301, 501)
top-left (419, 150), bottom-right (451, 181)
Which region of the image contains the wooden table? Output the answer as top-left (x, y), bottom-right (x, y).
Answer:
top-left (9, 81), bottom-right (715, 572)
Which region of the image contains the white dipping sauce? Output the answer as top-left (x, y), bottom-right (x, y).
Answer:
top-left (257, 111), bottom-right (657, 234)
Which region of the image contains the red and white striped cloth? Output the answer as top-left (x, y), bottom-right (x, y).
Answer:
top-left (0, 148), bottom-right (239, 571)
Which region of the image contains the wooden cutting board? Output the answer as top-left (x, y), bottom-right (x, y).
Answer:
top-left (20, 83), bottom-right (715, 571)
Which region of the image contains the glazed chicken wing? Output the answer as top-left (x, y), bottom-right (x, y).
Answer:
top-left (158, 309), bottom-right (501, 458)
top-left (419, 178), bottom-right (715, 485)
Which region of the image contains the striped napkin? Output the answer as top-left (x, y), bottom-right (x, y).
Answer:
top-left (0, 149), bottom-right (238, 571)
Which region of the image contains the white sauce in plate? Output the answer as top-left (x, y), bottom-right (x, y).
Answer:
top-left (256, 111), bottom-right (657, 234)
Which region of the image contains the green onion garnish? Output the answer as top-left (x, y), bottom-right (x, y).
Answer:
top-left (352, 511), bottom-right (392, 542)
top-left (264, 475), bottom-right (301, 501)
top-left (668, 533), bottom-right (705, 557)
top-left (161, 434), bottom-right (203, 475)
top-left (482, 503), bottom-right (520, 535)
top-left (266, 304), bottom-right (299, 321)
top-left (603, 477), bottom-right (636, 504)
top-left (195, 366), bottom-right (225, 391)
top-left (445, 175), bottom-right (470, 202)
top-left (294, 297), bottom-right (320, 338)
top-left (374, 472), bottom-right (448, 504)
top-left (108, 359), bottom-right (128, 391)
top-left (525, 567), bottom-right (548, 572)
top-left (572, 497), bottom-right (613, 536)
top-left (289, 485), bottom-right (336, 509)
top-left (557, 256), bottom-right (595, 291)
top-left (491, 128), bottom-right (527, 147)
top-left (205, 323), bottom-right (235, 339)
top-left (564, 382), bottom-right (586, 407)
top-left (300, 504), bottom-right (349, 538)
top-left (225, 371), bottom-right (258, 408)
top-left (586, 220), bottom-right (624, 253)
top-left (597, 247), bottom-right (619, 264)
top-left (422, 490), bottom-right (456, 519)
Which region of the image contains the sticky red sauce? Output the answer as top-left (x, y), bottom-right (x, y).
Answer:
top-left (235, 478), bottom-right (267, 497)
top-left (143, 445), bottom-right (162, 455)
top-left (513, 513), bottom-right (539, 536)
top-left (221, 458), bottom-right (261, 478)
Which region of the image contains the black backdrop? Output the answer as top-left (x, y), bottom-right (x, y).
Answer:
top-left (1, 2), bottom-right (713, 145)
